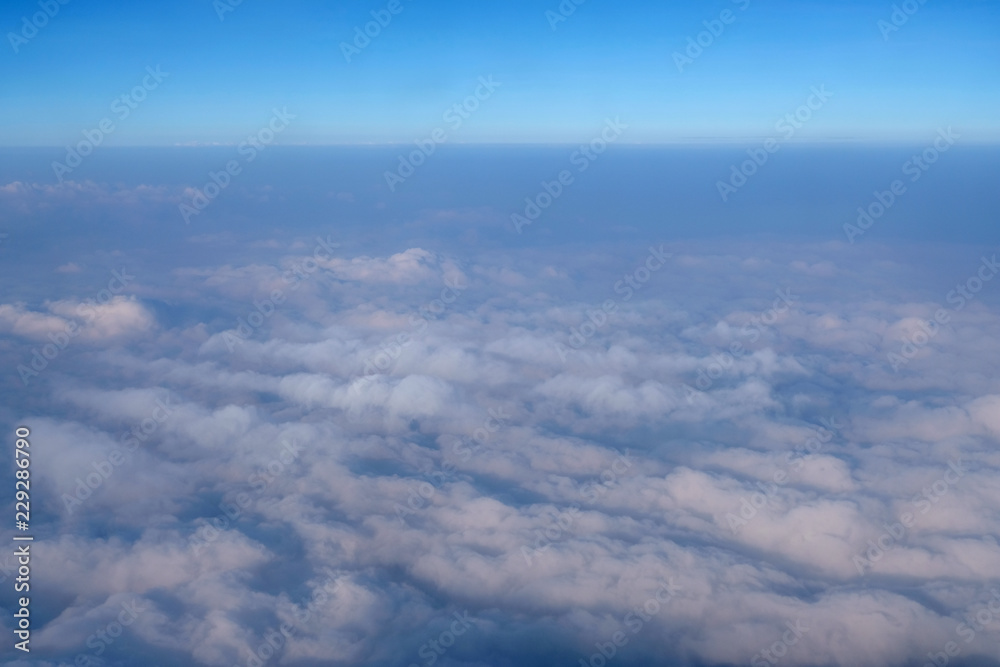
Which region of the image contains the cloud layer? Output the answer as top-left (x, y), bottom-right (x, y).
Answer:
top-left (3, 234), bottom-right (1000, 667)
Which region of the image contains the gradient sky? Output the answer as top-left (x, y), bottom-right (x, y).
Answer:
top-left (1, 0), bottom-right (998, 145)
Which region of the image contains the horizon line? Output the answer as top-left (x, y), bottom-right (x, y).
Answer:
top-left (2, 138), bottom-right (1000, 149)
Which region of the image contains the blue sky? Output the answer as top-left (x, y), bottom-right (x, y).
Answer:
top-left (2, 0), bottom-right (999, 145)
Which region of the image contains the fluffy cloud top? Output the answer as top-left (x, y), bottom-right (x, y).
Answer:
top-left (4, 239), bottom-right (1000, 667)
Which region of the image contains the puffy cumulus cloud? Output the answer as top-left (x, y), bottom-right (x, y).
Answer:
top-left (6, 237), bottom-right (1000, 667)
top-left (51, 296), bottom-right (156, 339)
top-left (0, 303), bottom-right (69, 337)
top-left (318, 247), bottom-right (465, 285)
top-left (0, 296), bottom-right (155, 342)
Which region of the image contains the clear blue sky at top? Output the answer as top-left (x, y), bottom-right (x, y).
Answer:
top-left (0, 0), bottom-right (997, 145)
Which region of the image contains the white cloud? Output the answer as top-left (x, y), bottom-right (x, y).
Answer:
top-left (7, 238), bottom-right (1000, 666)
